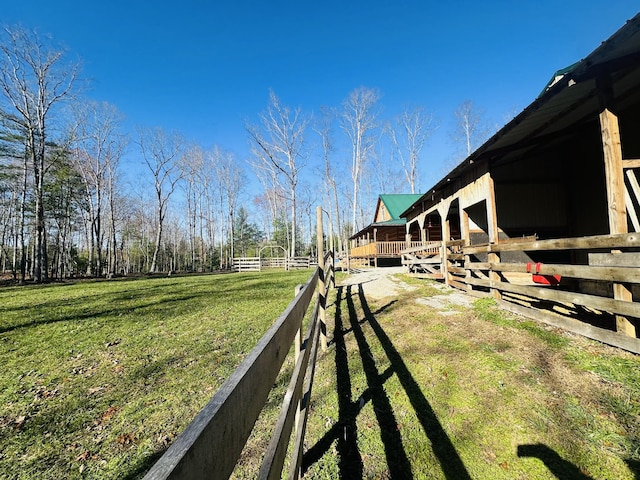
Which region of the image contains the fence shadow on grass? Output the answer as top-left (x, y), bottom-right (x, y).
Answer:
top-left (517, 444), bottom-right (594, 479)
top-left (304, 283), bottom-right (471, 479)
top-left (626, 459), bottom-right (640, 479)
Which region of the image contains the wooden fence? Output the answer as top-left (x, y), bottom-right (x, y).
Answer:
top-left (144, 252), bottom-right (334, 479)
top-left (232, 257), bottom-right (316, 272)
top-left (144, 207), bottom-right (334, 479)
top-left (404, 232), bottom-right (640, 353)
top-left (401, 241), bottom-right (445, 277)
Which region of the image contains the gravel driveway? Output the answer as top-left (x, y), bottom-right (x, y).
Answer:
top-left (339, 266), bottom-right (476, 314)
top-left (339, 266), bottom-right (414, 299)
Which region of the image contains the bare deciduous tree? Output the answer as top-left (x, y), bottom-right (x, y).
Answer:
top-left (137, 127), bottom-right (184, 273)
top-left (213, 146), bottom-right (244, 264)
top-left (71, 101), bottom-right (126, 277)
top-left (247, 90), bottom-right (309, 256)
top-left (388, 106), bottom-right (434, 193)
top-left (315, 106), bottom-right (344, 255)
top-left (181, 144), bottom-right (206, 271)
top-left (341, 87), bottom-right (380, 234)
top-left (0, 26), bottom-right (79, 282)
top-left (452, 100), bottom-right (488, 158)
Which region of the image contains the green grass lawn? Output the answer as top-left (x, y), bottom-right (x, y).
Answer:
top-left (0, 270), bottom-right (312, 479)
top-left (2, 271), bottom-right (639, 479)
top-left (303, 278), bottom-right (640, 479)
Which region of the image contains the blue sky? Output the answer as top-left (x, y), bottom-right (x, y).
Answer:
top-left (4, 1), bottom-right (639, 194)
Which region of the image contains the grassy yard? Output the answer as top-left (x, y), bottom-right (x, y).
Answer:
top-left (0, 270), bottom-right (312, 479)
top-left (303, 276), bottom-right (640, 479)
top-left (2, 271), bottom-right (639, 479)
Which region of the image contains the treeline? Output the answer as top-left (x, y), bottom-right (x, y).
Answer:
top-left (0, 26), bottom-right (495, 283)
top-left (0, 27), bottom-right (263, 281)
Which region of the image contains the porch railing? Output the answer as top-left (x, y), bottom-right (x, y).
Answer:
top-left (350, 240), bottom-right (424, 258)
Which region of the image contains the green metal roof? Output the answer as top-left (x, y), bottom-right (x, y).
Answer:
top-left (539, 61), bottom-right (580, 96)
top-left (379, 194), bottom-right (423, 220)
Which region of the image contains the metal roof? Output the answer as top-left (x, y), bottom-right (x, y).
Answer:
top-left (379, 194), bottom-right (423, 220)
top-left (401, 12), bottom-right (640, 218)
top-left (349, 194), bottom-right (421, 239)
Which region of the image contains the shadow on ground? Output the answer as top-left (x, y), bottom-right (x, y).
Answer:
top-left (304, 283), bottom-right (471, 479)
top-left (304, 281), bottom-right (600, 479)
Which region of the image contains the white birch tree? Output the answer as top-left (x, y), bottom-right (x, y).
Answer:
top-left (213, 146), bottom-right (243, 265)
top-left (452, 100), bottom-right (489, 158)
top-left (137, 127), bottom-right (184, 273)
top-left (0, 26), bottom-right (79, 282)
top-left (388, 106), bottom-right (434, 193)
top-left (247, 90), bottom-right (309, 256)
top-left (315, 106), bottom-right (344, 254)
top-left (71, 101), bottom-right (126, 276)
top-left (341, 87), bottom-right (380, 234)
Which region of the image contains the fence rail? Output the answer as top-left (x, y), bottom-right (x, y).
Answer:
top-left (232, 256), bottom-right (317, 272)
top-left (144, 206), bottom-right (333, 480)
top-left (400, 232), bottom-right (640, 352)
top-left (460, 232), bottom-right (639, 352)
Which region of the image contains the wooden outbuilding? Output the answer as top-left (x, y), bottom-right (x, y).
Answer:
top-left (400, 14), bottom-right (640, 352)
top-left (349, 194), bottom-right (422, 266)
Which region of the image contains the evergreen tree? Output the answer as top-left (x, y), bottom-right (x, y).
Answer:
top-left (233, 207), bottom-right (263, 257)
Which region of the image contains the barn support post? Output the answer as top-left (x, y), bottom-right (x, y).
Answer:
top-left (486, 174), bottom-right (502, 300)
top-left (461, 208), bottom-right (473, 293)
top-left (437, 199), bottom-right (452, 286)
top-left (416, 213), bottom-right (426, 245)
top-left (598, 80), bottom-right (636, 337)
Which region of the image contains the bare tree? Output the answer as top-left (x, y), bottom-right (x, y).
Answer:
top-left (247, 90), bottom-right (309, 256)
top-left (212, 146), bottom-right (244, 265)
top-left (341, 87), bottom-right (380, 234)
top-left (71, 101), bottom-right (126, 276)
top-left (452, 100), bottom-right (489, 158)
top-left (181, 144), bottom-right (205, 271)
top-left (388, 106), bottom-right (434, 193)
top-left (0, 26), bottom-right (79, 282)
top-left (137, 127), bottom-right (184, 273)
top-left (315, 106), bottom-right (344, 255)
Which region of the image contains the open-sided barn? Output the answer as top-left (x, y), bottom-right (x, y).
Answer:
top-left (400, 13), bottom-right (640, 352)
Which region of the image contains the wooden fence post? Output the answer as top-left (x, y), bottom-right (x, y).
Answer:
top-left (598, 84), bottom-right (636, 337)
top-left (294, 285), bottom-right (303, 360)
top-left (317, 206), bottom-right (327, 350)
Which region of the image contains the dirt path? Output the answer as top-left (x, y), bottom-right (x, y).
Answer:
top-left (341, 266), bottom-right (474, 315)
top-left (339, 266), bottom-right (411, 299)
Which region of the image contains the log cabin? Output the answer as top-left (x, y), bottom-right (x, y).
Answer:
top-left (349, 194), bottom-right (422, 267)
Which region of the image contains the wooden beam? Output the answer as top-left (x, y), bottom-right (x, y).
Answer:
top-left (589, 252), bottom-right (640, 267)
top-left (464, 232), bottom-right (640, 255)
top-left (599, 99), bottom-right (636, 337)
top-left (485, 174), bottom-right (501, 299)
top-left (623, 159), bottom-right (640, 169)
top-left (599, 107), bottom-right (627, 233)
top-left (438, 199), bottom-right (452, 286)
top-left (465, 260), bottom-right (640, 283)
top-left (466, 277), bottom-right (638, 319)
top-left (497, 300), bottom-right (640, 354)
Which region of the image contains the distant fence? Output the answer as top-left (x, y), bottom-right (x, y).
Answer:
top-left (232, 256), bottom-right (317, 272)
top-left (143, 207), bottom-right (333, 479)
